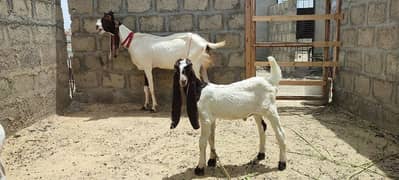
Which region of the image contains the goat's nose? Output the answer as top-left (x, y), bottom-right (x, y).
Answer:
top-left (96, 25), bottom-right (99, 30)
top-left (181, 79), bottom-right (187, 85)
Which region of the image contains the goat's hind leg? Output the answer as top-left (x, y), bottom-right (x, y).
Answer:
top-left (264, 106), bottom-right (287, 170)
top-left (207, 121), bottom-right (217, 167)
top-left (144, 69), bottom-right (158, 112)
top-left (141, 75), bottom-right (150, 110)
top-left (195, 120), bottom-right (212, 176)
top-left (254, 115), bottom-right (267, 161)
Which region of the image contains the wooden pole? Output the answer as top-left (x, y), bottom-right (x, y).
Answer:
top-left (245, 0), bottom-right (254, 78)
top-left (332, 0), bottom-right (342, 80)
top-left (323, 0), bottom-right (332, 102)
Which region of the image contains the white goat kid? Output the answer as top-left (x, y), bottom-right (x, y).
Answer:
top-left (96, 11), bottom-right (225, 112)
top-left (171, 57), bottom-right (287, 176)
top-left (0, 124), bottom-right (6, 180)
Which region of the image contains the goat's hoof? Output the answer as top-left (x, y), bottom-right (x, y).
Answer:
top-left (257, 152), bottom-right (265, 160)
top-left (194, 166), bottom-right (205, 176)
top-left (150, 109), bottom-right (157, 113)
top-left (140, 106), bottom-right (148, 111)
top-left (207, 159), bottom-right (216, 167)
top-left (278, 161), bottom-right (286, 171)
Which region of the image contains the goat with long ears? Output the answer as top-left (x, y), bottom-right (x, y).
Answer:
top-left (171, 57), bottom-right (286, 176)
top-left (96, 11), bottom-right (225, 112)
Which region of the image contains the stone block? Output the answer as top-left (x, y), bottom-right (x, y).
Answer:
top-left (34, 26), bottom-right (55, 44)
top-left (69, 0), bottom-right (93, 14)
top-left (373, 79), bottom-right (393, 104)
top-left (100, 35), bottom-right (111, 51)
top-left (103, 73), bottom-right (125, 88)
top-left (340, 71), bottom-right (354, 92)
top-left (13, 0), bottom-right (31, 16)
top-left (358, 99), bottom-right (381, 124)
top-left (139, 16), bottom-right (164, 32)
top-left (123, 16), bottom-right (137, 31)
top-left (357, 28), bottom-right (374, 47)
top-left (113, 53), bottom-right (135, 71)
top-left (383, 110), bottom-right (399, 136)
top-left (0, 0), bottom-right (7, 16)
top-left (87, 88), bottom-right (114, 103)
top-left (345, 50), bottom-right (362, 72)
top-left (19, 47), bottom-right (41, 68)
top-left (214, 0), bottom-right (240, 10)
top-left (216, 33), bottom-right (241, 49)
top-left (83, 18), bottom-right (98, 34)
top-left (13, 75), bottom-right (34, 94)
top-left (209, 67), bottom-right (241, 84)
top-left (364, 52), bottom-right (383, 75)
top-left (71, 36), bottom-right (96, 51)
top-left (227, 13), bottom-right (244, 29)
top-left (75, 71), bottom-right (98, 88)
top-left (354, 75), bottom-right (370, 96)
top-left (376, 26), bottom-right (399, 50)
top-left (342, 28), bottom-right (357, 47)
top-left (386, 53), bottom-right (399, 78)
top-left (98, 0), bottom-right (122, 13)
top-left (84, 55), bottom-right (103, 70)
top-left (350, 5), bottom-right (366, 25)
top-left (208, 51), bottom-right (225, 67)
top-left (128, 73), bottom-right (145, 90)
top-left (127, 0), bottom-right (151, 12)
top-left (35, 1), bottom-right (53, 20)
top-left (0, 78), bottom-right (12, 99)
top-left (8, 25), bottom-right (31, 45)
top-left (157, 0), bottom-right (178, 12)
top-left (228, 52), bottom-right (244, 67)
top-left (169, 14), bottom-right (193, 32)
top-left (71, 18), bottom-right (80, 33)
top-left (184, 0), bottom-right (208, 10)
top-left (390, 0), bottom-right (399, 20)
top-left (199, 15), bottom-right (223, 30)
top-left (367, 1), bottom-right (387, 25)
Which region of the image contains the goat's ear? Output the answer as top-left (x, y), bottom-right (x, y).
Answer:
top-left (186, 80), bottom-right (200, 130)
top-left (174, 59), bottom-right (182, 69)
top-left (171, 70), bottom-right (182, 129)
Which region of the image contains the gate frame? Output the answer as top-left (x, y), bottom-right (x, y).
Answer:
top-left (245, 0), bottom-right (342, 101)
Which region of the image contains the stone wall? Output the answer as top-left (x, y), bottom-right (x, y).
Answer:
top-left (335, 0), bottom-right (399, 136)
top-left (68, 0), bottom-right (245, 106)
top-left (0, 0), bottom-right (69, 134)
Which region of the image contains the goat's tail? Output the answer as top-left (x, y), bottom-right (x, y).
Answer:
top-left (207, 41), bottom-right (226, 49)
top-left (268, 56), bottom-right (282, 86)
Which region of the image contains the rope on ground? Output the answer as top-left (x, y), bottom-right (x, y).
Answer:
top-left (346, 153), bottom-right (399, 180)
top-left (211, 149), bottom-right (231, 180)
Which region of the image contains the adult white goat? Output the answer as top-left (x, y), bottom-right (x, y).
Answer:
top-left (0, 124), bottom-right (6, 180)
top-left (170, 57), bottom-right (287, 176)
top-left (96, 11), bottom-right (225, 112)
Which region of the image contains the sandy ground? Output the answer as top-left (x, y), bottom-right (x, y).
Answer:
top-left (2, 101), bottom-right (399, 180)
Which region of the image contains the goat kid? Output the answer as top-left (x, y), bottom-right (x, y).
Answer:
top-left (96, 11), bottom-right (225, 112)
top-left (171, 57), bottom-right (287, 176)
top-left (0, 124), bottom-right (6, 180)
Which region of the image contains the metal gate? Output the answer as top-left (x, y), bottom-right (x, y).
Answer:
top-left (245, 0), bottom-right (343, 101)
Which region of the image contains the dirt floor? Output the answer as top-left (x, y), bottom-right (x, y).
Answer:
top-left (2, 101), bottom-right (399, 180)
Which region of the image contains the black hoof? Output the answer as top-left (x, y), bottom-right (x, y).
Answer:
top-left (207, 159), bottom-right (216, 167)
top-left (150, 109), bottom-right (157, 113)
top-left (140, 106), bottom-right (147, 111)
top-left (257, 152), bottom-right (265, 160)
top-left (278, 161), bottom-right (286, 170)
top-left (194, 166), bottom-right (205, 176)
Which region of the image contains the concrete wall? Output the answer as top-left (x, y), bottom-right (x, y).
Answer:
top-left (335, 0), bottom-right (399, 136)
top-left (68, 0), bottom-right (245, 106)
top-left (0, 0), bottom-right (69, 134)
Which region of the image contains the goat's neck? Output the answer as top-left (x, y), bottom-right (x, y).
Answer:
top-left (118, 24), bottom-right (133, 42)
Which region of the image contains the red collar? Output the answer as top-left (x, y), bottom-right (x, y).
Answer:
top-left (121, 32), bottom-right (135, 48)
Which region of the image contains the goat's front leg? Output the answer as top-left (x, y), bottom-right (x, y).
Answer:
top-left (195, 120), bottom-right (211, 176)
top-left (254, 115), bottom-right (267, 161)
top-left (207, 120), bottom-right (217, 167)
top-left (265, 106), bottom-right (287, 170)
top-left (144, 69), bottom-right (158, 112)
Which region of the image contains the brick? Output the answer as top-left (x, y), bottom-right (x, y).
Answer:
top-left (8, 25), bottom-right (31, 45)
top-left (373, 80), bottom-right (393, 104)
top-left (227, 13), bottom-right (244, 29)
top-left (386, 54), bottom-right (399, 78)
top-left (71, 18), bottom-right (80, 33)
top-left (129, 73), bottom-right (145, 90)
top-left (35, 1), bottom-right (53, 20)
top-left (367, 2), bottom-right (386, 25)
top-left (83, 18), bottom-right (98, 34)
top-left (354, 75), bottom-right (370, 96)
top-left (128, 0), bottom-right (151, 12)
top-left (341, 71), bottom-right (354, 92)
top-left (184, 0), bottom-right (208, 10)
top-left (72, 36), bottom-right (96, 51)
top-left (103, 73), bottom-right (125, 88)
top-left (357, 28), bottom-right (374, 47)
top-left (199, 15), bottom-right (222, 30)
top-left (123, 16), bottom-right (137, 31)
top-left (0, 78), bottom-right (12, 99)
top-left (98, 0), bottom-right (122, 13)
top-left (113, 52), bottom-right (135, 71)
top-left (75, 71), bottom-right (98, 88)
top-left (84, 55), bottom-right (103, 70)
top-left (157, 0), bottom-right (178, 12)
top-left (228, 52), bottom-right (244, 67)
top-left (350, 5), bottom-right (366, 25)
top-left (216, 33), bottom-right (241, 49)
top-left (376, 26), bottom-right (399, 49)
top-left (169, 15), bottom-right (193, 32)
top-left (13, 0), bottom-right (31, 16)
top-left (345, 51), bottom-right (362, 72)
top-left (391, 0), bottom-right (399, 19)
top-left (139, 16), bottom-right (164, 32)
top-left (214, 0), bottom-right (240, 10)
top-left (342, 28), bottom-right (357, 47)
top-left (69, 0), bottom-right (93, 14)
top-left (364, 52), bottom-right (383, 75)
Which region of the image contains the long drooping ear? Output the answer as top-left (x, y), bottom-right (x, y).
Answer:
top-left (170, 63), bottom-right (182, 129)
top-left (185, 65), bottom-right (200, 130)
